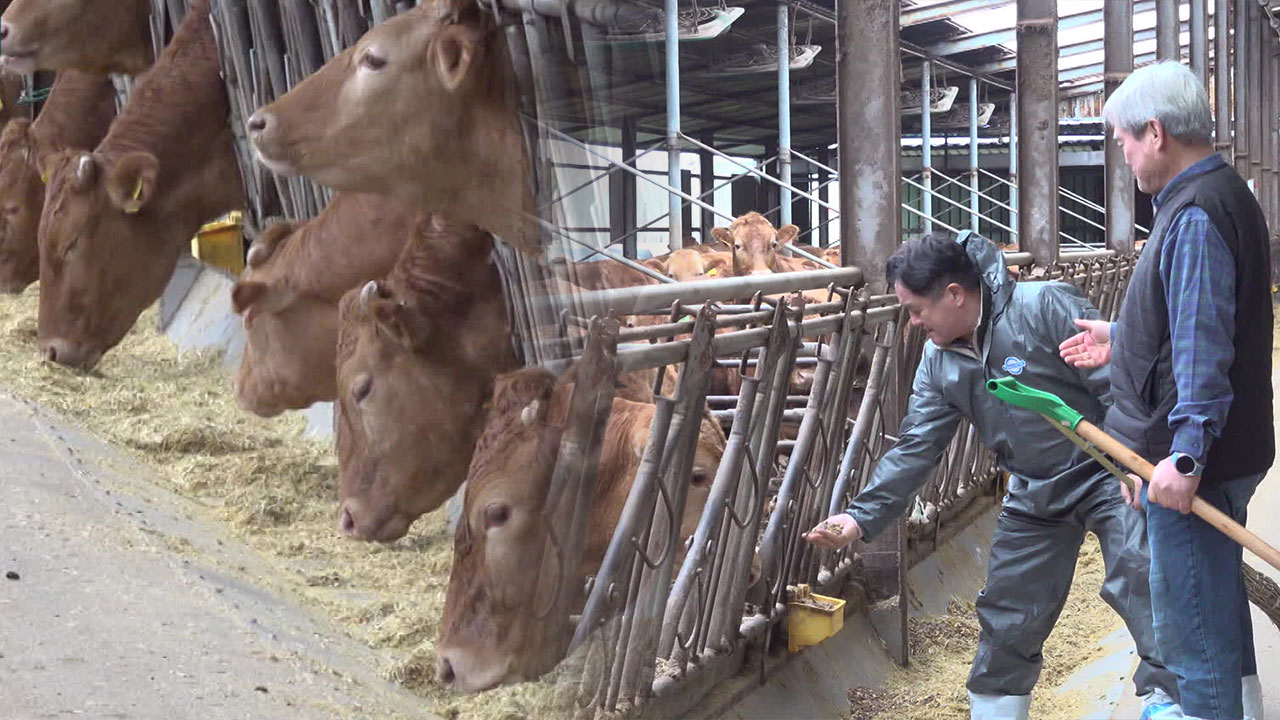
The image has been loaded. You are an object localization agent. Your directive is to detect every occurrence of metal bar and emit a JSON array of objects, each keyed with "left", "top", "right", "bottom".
[
  {"left": 922, "top": 59, "right": 933, "bottom": 234},
  {"left": 666, "top": 0, "right": 682, "bottom": 252},
  {"left": 903, "top": 202, "right": 962, "bottom": 234},
  {"left": 1157, "top": 0, "right": 1180, "bottom": 60},
  {"left": 970, "top": 78, "right": 980, "bottom": 232},
  {"left": 818, "top": 148, "right": 832, "bottom": 248},
  {"left": 924, "top": 0, "right": 1155, "bottom": 56},
  {"left": 1235, "top": 0, "right": 1250, "bottom": 174},
  {"left": 1017, "top": 0, "right": 1060, "bottom": 265},
  {"left": 970, "top": 25, "right": 1184, "bottom": 74},
  {"left": 840, "top": 0, "right": 901, "bottom": 293},
  {"left": 680, "top": 134, "right": 839, "bottom": 213},
  {"left": 901, "top": 0, "right": 1015, "bottom": 27},
  {"left": 1106, "top": 0, "right": 1136, "bottom": 253},
  {"left": 1191, "top": 0, "right": 1209, "bottom": 86},
  {"left": 1214, "top": 0, "right": 1231, "bottom": 160},
  {"left": 1009, "top": 91, "right": 1019, "bottom": 224},
  {"left": 779, "top": 0, "right": 793, "bottom": 227},
  {"left": 540, "top": 266, "right": 865, "bottom": 318},
  {"left": 700, "top": 133, "right": 715, "bottom": 243},
  {"left": 901, "top": 176, "right": 1018, "bottom": 235},
  {"left": 1250, "top": 0, "right": 1263, "bottom": 192}
]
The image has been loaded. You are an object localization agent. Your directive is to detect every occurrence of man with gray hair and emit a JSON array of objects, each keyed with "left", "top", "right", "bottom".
[{"left": 1061, "top": 60, "right": 1272, "bottom": 720}]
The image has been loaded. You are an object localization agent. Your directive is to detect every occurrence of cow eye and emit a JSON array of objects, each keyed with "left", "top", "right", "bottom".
[
  {"left": 734, "top": 242, "right": 742, "bottom": 250},
  {"left": 484, "top": 502, "right": 511, "bottom": 530},
  {"left": 360, "top": 51, "right": 387, "bottom": 71},
  {"left": 352, "top": 373, "right": 372, "bottom": 403},
  {"left": 771, "top": 240, "right": 779, "bottom": 248},
  {"left": 691, "top": 471, "right": 709, "bottom": 487}
]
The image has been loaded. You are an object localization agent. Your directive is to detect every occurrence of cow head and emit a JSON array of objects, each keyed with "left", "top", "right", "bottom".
[
  {"left": 0, "top": 0, "right": 152, "bottom": 74},
  {"left": 664, "top": 248, "right": 731, "bottom": 282},
  {"left": 37, "top": 149, "right": 165, "bottom": 370},
  {"left": 231, "top": 222, "right": 341, "bottom": 417},
  {"left": 247, "top": 1, "right": 534, "bottom": 252},
  {"left": 0, "top": 120, "right": 46, "bottom": 293},
  {"left": 710, "top": 212, "right": 799, "bottom": 276},
  {"left": 436, "top": 368, "right": 724, "bottom": 693}
]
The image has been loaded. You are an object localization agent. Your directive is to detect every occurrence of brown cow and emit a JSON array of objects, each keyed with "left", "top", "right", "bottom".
[
  {"left": 36, "top": 0, "right": 241, "bottom": 370},
  {"left": 436, "top": 367, "right": 724, "bottom": 692},
  {"left": 334, "top": 216, "right": 516, "bottom": 542},
  {"left": 0, "top": 0, "right": 151, "bottom": 74},
  {"left": 649, "top": 248, "right": 732, "bottom": 282},
  {"left": 710, "top": 212, "right": 801, "bottom": 276},
  {"left": 246, "top": 1, "right": 536, "bottom": 253},
  {"left": 548, "top": 257, "right": 664, "bottom": 291},
  {"left": 0, "top": 71, "right": 117, "bottom": 294},
  {"left": 231, "top": 193, "right": 416, "bottom": 417}
]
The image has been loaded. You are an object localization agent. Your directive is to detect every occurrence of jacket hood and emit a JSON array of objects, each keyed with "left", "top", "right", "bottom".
[{"left": 957, "top": 230, "right": 1014, "bottom": 314}]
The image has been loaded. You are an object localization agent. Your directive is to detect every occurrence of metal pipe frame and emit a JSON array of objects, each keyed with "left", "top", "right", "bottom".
[
  {"left": 1236, "top": 0, "right": 1251, "bottom": 174},
  {"left": 665, "top": 0, "right": 682, "bottom": 252},
  {"left": 1191, "top": 0, "right": 1210, "bottom": 87},
  {"left": 1017, "top": 0, "right": 1061, "bottom": 264},
  {"left": 1251, "top": 0, "right": 1264, "bottom": 193},
  {"left": 779, "top": 0, "right": 793, "bottom": 227},
  {"left": 1009, "top": 90, "right": 1019, "bottom": 225},
  {"left": 1215, "top": 0, "right": 1232, "bottom": 159},
  {"left": 839, "top": 0, "right": 901, "bottom": 293},
  {"left": 970, "top": 22, "right": 1191, "bottom": 75},
  {"left": 922, "top": 59, "right": 934, "bottom": 234},
  {"left": 970, "top": 78, "right": 981, "bottom": 232},
  {"left": 924, "top": 0, "right": 1156, "bottom": 56},
  {"left": 1106, "top": 0, "right": 1137, "bottom": 254},
  {"left": 1158, "top": 0, "right": 1180, "bottom": 60}
]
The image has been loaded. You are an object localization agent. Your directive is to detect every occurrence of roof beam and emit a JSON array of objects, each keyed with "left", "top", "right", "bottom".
[
  {"left": 924, "top": 0, "right": 1156, "bottom": 56},
  {"left": 900, "top": 0, "right": 1014, "bottom": 28},
  {"left": 968, "top": 22, "right": 1186, "bottom": 74},
  {"left": 1059, "top": 39, "right": 1213, "bottom": 83}
]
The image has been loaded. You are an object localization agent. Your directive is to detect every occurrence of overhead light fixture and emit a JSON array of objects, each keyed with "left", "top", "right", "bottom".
[
  {"left": 594, "top": 5, "right": 745, "bottom": 45},
  {"left": 704, "top": 43, "right": 822, "bottom": 75},
  {"left": 933, "top": 102, "right": 997, "bottom": 129}
]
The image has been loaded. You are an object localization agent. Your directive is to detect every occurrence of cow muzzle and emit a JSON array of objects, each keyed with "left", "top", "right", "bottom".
[
  {"left": 435, "top": 647, "right": 519, "bottom": 694},
  {"left": 39, "top": 338, "right": 103, "bottom": 371}
]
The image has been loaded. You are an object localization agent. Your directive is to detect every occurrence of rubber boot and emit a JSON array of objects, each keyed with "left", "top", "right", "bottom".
[
  {"left": 1244, "top": 674, "right": 1264, "bottom": 720},
  {"left": 968, "top": 691, "right": 1031, "bottom": 720}
]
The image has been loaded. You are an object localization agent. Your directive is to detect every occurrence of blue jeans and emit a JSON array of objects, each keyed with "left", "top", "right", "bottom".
[{"left": 1142, "top": 472, "right": 1263, "bottom": 720}]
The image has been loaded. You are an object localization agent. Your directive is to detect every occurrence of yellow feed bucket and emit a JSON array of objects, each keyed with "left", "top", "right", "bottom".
[
  {"left": 191, "top": 211, "right": 245, "bottom": 275},
  {"left": 786, "top": 583, "right": 847, "bottom": 653}
]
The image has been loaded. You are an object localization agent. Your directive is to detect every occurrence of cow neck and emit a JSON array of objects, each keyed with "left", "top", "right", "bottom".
[
  {"left": 386, "top": 225, "right": 494, "bottom": 306},
  {"left": 97, "top": 0, "right": 226, "bottom": 210},
  {"left": 31, "top": 72, "right": 117, "bottom": 161}
]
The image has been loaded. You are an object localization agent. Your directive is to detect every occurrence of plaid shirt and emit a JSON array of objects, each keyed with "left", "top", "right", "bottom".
[{"left": 1152, "top": 153, "right": 1238, "bottom": 466}]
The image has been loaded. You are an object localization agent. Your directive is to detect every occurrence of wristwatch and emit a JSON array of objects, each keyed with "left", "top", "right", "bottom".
[{"left": 1171, "top": 452, "right": 1205, "bottom": 477}]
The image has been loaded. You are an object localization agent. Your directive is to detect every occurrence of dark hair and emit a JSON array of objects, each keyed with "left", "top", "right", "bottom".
[{"left": 885, "top": 232, "right": 981, "bottom": 298}]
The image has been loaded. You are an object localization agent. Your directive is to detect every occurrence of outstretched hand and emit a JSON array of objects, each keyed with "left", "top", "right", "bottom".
[
  {"left": 1059, "top": 318, "right": 1112, "bottom": 368},
  {"left": 803, "top": 513, "right": 863, "bottom": 550}
]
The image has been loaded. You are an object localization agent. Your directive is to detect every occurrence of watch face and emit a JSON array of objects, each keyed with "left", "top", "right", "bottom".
[{"left": 1174, "top": 454, "right": 1197, "bottom": 475}]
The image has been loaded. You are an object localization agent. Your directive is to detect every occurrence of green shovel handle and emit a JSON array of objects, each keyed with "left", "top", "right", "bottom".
[{"left": 986, "top": 377, "right": 1084, "bottom": 430}]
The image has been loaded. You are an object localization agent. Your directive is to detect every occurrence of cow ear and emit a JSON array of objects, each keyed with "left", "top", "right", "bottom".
[
  {"left": 642, "top": 257, "right": 667, "bottom": 275},
  {"left": 106, "top": 151, "right": 159, "bottom": 215},
  {"left": 232, "top": 280, "right": 294, "bottom": 322},
  {"left": 777, "top": 224, "right": 799, "bottom": 246},
  {"left": 231, "top": 281, "right": 268, "bottom": 316},
  {"left": 704, "top": 255, "right": 731, "bottom": 277},
  {"left": 710, "top": 227, "right": 733, "bottom": 249},
  {"left": 434, "top": 23, "right": 485, "bottom": 92},
  {"left": 247, "top": 220, "right": 299, "bottom": 267}
]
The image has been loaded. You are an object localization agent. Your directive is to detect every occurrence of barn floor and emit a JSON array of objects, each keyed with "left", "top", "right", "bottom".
[{"left": 0, "top": 391, "right": 440, "bottom": 720}]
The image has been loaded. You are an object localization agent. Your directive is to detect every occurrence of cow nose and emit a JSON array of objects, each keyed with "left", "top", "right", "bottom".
[
  {"left": 436, "top": 655, "right": 456, "bottom": 687},
  {"left": 246, "top": 111, "right": 269, "bottom": 135},
  {"left": 0, "top": 23, "right": 9, "bottom": 41},
  {"left": 339, "top": 506, "right": 357, "bottom": 536}
]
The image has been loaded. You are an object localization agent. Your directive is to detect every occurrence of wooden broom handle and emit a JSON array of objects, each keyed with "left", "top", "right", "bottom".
[{"left": 1075, "top": 420, "right": 1280, "bottom": 573}]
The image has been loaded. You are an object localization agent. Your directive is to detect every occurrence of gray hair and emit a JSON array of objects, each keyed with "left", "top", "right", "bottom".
[{"left": 1101, "top": 60, "right": 1214, "bottom": 146}]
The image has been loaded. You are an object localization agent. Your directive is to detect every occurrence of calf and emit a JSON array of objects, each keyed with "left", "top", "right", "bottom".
[
  {"left": 231, "top": 192, "right": 416, "bottom": 417},
  {"left": 334, "top": 216, "right": 516, "bottom": 543},
  {"left": 436, "top": 367, "right": 725, "bottom": 692},
  {"left": 0, "top": 71, "right": 117, "bottom": 293},
  {"left": 247, "top": 1, "right": 536, "bottom": 253},
  {"left": 650, "top": 248, "right": 732, "bottom": 282},
  {"left": 548, "top": 257, "right": 662, "bottom": 291},
  {"left": 36, "top": 0, "right": 242, "bottom": 370},
  {"left": 0, "top": 0, "right": 152, "bottom": 74},
  {"left": 710, "top": 212, "right": 801, "bottom": 276}
]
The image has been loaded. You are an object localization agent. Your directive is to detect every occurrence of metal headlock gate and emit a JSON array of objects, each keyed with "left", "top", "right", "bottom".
[{"left": 191, "top": 0, "right": 1146, "bottom": 717}]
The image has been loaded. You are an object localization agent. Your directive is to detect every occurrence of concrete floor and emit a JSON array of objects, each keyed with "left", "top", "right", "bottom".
[{"left": 0, "top": 393, "right": 439, "bottom": 720}]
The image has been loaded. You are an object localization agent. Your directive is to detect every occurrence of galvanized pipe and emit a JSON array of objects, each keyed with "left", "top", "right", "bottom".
[
  {"left": 1191, "top": 0, "right": 1209, "bottom": 86},
  {"left": 1158, "top": 0, "right": 1181, "bottom": 60},
  {"left": 1236, "top": 0, "right": 1251, "bottom": 174},
  {"left": 779, "top": 0, "right": 793, "bottom": 226},
  {"left": 922, "top": 59, "right": 934, "bottom": 234},
  {"left": 1105, "top": 0, "right": 1137, "bottom": 253},
  {"left": 1009, "top": 93, "right": 1019, "bottom": 229},
  {"left": 665, "top": 0, "right": 682, "bottom": 252},
  {"left": 970, "top": 78, "right": 980, "bottom": 232},
  {"left": 1250, "top": 0, "right": 1263, "bottom": 190},
  {"left": 1215, "top": 0, "right": 1232, "bottom": 159},
  {"left": 1016, "top": 0, "right": 1060, "bottom": 264},
  {"left": 839, "top": 0, "right": 901, "bottom": 293},
  {"left": 1268, "top": 28, "right": 1278, "bottom": 230}
]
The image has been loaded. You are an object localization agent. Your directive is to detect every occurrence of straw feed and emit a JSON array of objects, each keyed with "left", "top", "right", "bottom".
[
  {"left": 0, "top": 288, "right": 564, "bottom": 719},
  {"left": 853, "top": 534, "right": 1120, "bottom": 720}
]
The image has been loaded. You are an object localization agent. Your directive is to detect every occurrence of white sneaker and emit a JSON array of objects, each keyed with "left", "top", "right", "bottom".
[{"left": 968, "top": 691, "right": 1031, "bottom": 720}]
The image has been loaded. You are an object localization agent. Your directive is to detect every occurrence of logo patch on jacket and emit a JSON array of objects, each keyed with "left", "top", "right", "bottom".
[{"left": 1002, "top": 356, "right": 1027, "bottom": 375}]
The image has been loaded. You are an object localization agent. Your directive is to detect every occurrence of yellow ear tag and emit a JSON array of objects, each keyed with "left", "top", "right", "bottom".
[
  {"left": 123, "top": 177, "right": 143, "bottom": 214},
  {"left": 39, "top": 172, "right": 48, "bottom": 184},
  {"left": 706, "top": 268, "right": 718, "bottom": 277}
]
